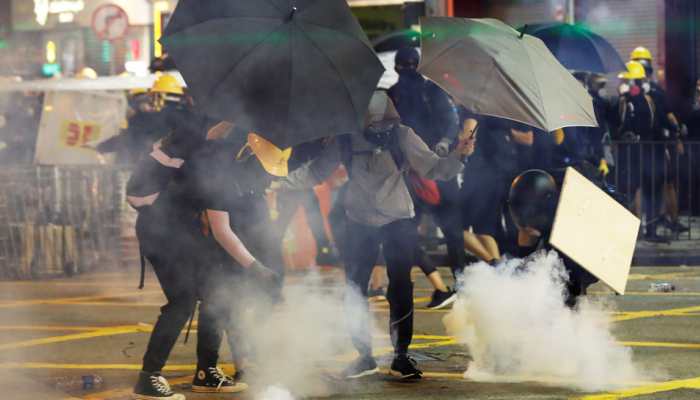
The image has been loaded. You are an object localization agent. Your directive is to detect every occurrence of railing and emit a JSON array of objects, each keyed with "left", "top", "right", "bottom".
[
  {"left": 610, "top": 140, "right": 699, "bottom": 240},
  {"left": 0, "top": 165, "right": 132, "bottom": 279}
]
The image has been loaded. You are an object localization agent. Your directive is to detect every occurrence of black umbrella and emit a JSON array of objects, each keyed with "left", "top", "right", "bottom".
[
  {"left": 523, "top": 22, "right": 626, "bottom": 74},
  {"left": 161, "top": 0, "right": 384, "bottom": 148}
]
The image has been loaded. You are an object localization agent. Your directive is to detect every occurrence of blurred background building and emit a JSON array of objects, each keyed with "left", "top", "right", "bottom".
[{"left": 0, "top": 0, "right": 697, "bottom": 118}]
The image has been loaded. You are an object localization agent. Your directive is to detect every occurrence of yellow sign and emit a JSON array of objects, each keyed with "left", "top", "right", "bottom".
[{"left": 59, "top": 120, "right": 101, "bottom": 148}]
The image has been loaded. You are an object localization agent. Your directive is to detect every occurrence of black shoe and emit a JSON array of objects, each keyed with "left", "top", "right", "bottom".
[
  {"left": 367, "top": 287, "right": 386, "bottom": 301},
  {"left": 426, "top": 288, "right": 456, "bottom": 310},
  {"left": 671, "top": 219, "right": 690, "bottom": 233},
  {"left": 192, "top": 366, "right": 248, "bottom": 393},
  {"left": 132, "top": 371, "right": 185, "bottom": 400},
  {"left": 389, "top": 354, "right": 422, "bottom": 380},
  {"left": 342, "top": 356, "right": 379, "bottom": 379}
]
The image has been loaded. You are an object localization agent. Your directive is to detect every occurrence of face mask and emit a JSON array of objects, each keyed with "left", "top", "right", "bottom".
[
  {"left": 396, "top": 65, "right": 421, "bottom": 80},
  {"left": 364, "top": 121, "right": 397, "bottom": 148},
  {"left": 642, "top": 82, "right": 651, "bottom": 94}
]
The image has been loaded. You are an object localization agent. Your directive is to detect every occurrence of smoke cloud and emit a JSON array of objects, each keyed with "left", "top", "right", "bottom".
[
  {"left": 232, "top": 270, "right": 377, "bottom": 399},
  {"left": 444, "top": 250, "right": 650, "bottom": 391}
]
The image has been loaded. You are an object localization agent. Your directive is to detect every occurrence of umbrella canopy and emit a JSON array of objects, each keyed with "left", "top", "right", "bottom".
[
  {"left": 418, "top": 17, "right": 597, "bottom": 132},
  {"left": 161, "top": 0, "right": 384, "bottom": 148},
  {"left": 523, "top": 22, "right": 626, "bottom": 74}
]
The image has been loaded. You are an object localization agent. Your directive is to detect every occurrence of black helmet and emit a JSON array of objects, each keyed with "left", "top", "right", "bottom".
[
  {"left": 508, "top": 170, "right": 559, "bottom": 232},
  {"left": 395, "top": 47, "right": 420, "bottom": 68}
]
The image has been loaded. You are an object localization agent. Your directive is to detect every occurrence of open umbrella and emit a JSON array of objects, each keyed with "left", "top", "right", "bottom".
[
  {"left": 161, "top": 0, "right": 384, "bottom": 148},
  {"left": 523, "top": 22, "right": 626, "bottom": 74},
  {"left": 418, "top": 17, "right": 597, "bottom": 132}
]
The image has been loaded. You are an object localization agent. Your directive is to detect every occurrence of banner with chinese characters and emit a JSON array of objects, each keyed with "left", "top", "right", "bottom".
[{"left": 35, "top": 90, "right": 126, "bottom": 165}]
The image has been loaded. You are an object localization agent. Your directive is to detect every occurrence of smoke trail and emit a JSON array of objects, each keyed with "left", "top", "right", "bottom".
[{"left": 444, "top": 250, "right": 650, "bottom": 391}]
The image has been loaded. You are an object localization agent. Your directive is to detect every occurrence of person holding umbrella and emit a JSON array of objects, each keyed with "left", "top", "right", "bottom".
[
  {"left": 387, "top": 47, "right": 468, "bottom": 297},
  {"left": 274, "top": 91, "right": 474, "bottom": 380}
]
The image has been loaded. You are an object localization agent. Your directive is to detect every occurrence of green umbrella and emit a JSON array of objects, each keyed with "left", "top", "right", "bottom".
[{"left": 418, "top": 17, "right": 597, "bottom": 132}]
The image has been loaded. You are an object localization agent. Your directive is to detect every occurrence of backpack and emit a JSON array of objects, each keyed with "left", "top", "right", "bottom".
[{"left": 338, "top": 130, "right": 442, "bottom": 206}]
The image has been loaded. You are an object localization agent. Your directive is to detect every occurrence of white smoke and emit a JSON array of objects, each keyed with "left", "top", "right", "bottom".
[
  {"left": 444, "top": 251, "right": 649, "bottom": 391},
  {"left": 236, "top": 270, "right": 376, "bottom": 398}
]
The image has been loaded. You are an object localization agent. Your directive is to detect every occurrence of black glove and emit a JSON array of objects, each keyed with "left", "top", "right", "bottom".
[{"left": 247, "top": 260, "right": 280, "bottom": 283}]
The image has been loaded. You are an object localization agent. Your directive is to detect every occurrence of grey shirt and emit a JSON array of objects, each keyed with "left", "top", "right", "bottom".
[{"left": 282, "top": 125, "right": 464, "bottom": 227}]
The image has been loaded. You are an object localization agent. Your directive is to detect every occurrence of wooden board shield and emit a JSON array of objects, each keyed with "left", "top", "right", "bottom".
[{"left": 550, "top": 167, "right": 640, "bottom": 294}]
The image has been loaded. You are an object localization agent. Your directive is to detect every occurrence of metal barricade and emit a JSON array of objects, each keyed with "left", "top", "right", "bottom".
[
  {"left": 0, "top": 165, "right": 131, "bottom": 279},
  {"left": 610, "top": 140, "right": 698, "bottom": 239}
]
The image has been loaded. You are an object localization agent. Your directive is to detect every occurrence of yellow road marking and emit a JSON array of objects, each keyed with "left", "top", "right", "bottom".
[
  {"left": 0, "top": 325, "right": 150, "bottom": 351},
  {"left": 620, "top": 341, "right": 700, "bottom": 350},
  {"left": 613, "top": 305, "right": 700, "bottom": 322},
  {"left": 0, "top": 325, "right": 104, "bottom": 332},
  {"left": 577, "top": 376, "right": 700, "bottom": 399},
  {"left": 0, "top": 291, "right": 161, "bottom": 309}
]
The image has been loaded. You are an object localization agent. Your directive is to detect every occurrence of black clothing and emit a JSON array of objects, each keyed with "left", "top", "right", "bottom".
[
  {"left": 388, "top": 75, "right": 460, "bottom": 148},
  {"left": 389, "top": 73, "right": 464, "bottom": 274},
  {"left": 344, "top": 218, "right": 417, "bottom": 357}
]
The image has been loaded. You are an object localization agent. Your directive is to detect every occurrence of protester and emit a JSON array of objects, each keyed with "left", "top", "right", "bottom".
[
  {"left": 460, "top": 116, "right": 534, "bottom": 264},
  {"left": 508, "top": 169, "right": 599, "bottom": 307},
  {"left": 616, "top": 61, "right": 665, "bottom": 241},
  {"left": 388, "top": 47, "right": 468, "bottom": 281},
  {"left": 127, "top": 108, "right": 251, "bottom": 398},
  {"left": 271, "top": 139, "right": 339, "bottom": 267},
  {"left": 275, "top": 91, "right": 474, "bottom": 380},
  {"left": 630, "top": 47, "right": 688, "bottom": 233}
]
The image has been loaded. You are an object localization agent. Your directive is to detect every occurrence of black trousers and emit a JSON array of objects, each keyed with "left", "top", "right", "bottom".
[
  {"left": 137, "top": 210, "right": 229, "bottom": 372},
  {"left": 344, "top": 218, "right": 415, "bottom": 357},
  {"left": 416, "top": 178, "right": 466, "bottom": 277}
]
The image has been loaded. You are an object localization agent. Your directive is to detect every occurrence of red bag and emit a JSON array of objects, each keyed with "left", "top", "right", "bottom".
[{"left": 407, "top": 170, "right": 441, "bottom": 205}]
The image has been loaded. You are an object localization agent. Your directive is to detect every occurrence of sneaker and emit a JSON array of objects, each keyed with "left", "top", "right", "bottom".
[
  {"left": 132, "top": 371, "right": 185, "bottom": 400},
  {"left": 192, "top": 366, "right": 248, "bottom": 393},
  {"left": 389, "top": 354, "right": 422, "bottom": 380},
  {"left": 426, "top": 288, "right": 456, "bottom": 310},
  {"left": 342, "top": 356, "right": 379, "bottom": 379},
  {"left": 367, "top": 287, "right": 386, "bottom": 301}
]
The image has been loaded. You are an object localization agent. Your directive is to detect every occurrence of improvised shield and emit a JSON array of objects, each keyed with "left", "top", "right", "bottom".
[{"left": 550, "top": 167, "right": 640, "bottom": 294}]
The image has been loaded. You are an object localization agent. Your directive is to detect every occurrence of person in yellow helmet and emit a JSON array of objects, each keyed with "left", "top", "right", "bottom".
[
  {"left": 616, "top": 61, "right": 667, "bottom": 241},
  {"left": 129, "top": 122, "right": 288, "bottom": 399},
  {"left": 630, "top": 47, "right": 688, "bottom": 233}
]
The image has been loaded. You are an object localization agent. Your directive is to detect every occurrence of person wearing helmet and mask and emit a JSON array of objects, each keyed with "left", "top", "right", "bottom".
[
  {"left": 508, "top": 170, "right": 599, "bottom": 307},
  {"left": 97, "top": 75, "right": 187, "bottom": 164},
  {"left": 616, "top": 61, "right": 666, "bottom": 241},
  {"left": 630, "top": 47, "right": 688, "bottom": 233},
  {"left": 130, "top": 123, "right": 284, "bottom": 399},
  {"left": 274, "top": 91, "right": 474, "bottom": 380}
]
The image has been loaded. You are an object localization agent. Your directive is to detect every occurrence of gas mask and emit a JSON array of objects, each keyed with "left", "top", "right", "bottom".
[
  {"left": 642, "top": 81, "right": 651, "bottom": 94},
  {"left": 364, "top": 119, "right": 398, "bottom": 149}
]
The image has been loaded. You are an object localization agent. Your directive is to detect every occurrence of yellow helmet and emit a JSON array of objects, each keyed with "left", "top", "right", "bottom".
[
  {"left": 76, "top": 67, "right": 98, "bottom": 79},
  {"left": 618, "top": 61, "right": 646, "bottom": 80},
  {"left": 630, "top": 46, "right": 652, "bottom": 61},
  {"left": 244, "top": 133, "right": 292, "bottom": 177},
  {"left": 151, "top": 75, "right": 184, "bottom": 95}
]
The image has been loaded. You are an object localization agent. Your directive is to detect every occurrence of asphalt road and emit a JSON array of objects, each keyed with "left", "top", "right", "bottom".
[{"left": 0, "top": 265, "right": 698, "bottom": 400}]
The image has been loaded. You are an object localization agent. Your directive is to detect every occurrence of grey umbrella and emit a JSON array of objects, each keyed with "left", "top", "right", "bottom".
[
  {"left": 418, "top": 17, "right": 597, "bottom": 132},
  {"left": 161, "top": 0, "right": 384, "bottom": 148}
]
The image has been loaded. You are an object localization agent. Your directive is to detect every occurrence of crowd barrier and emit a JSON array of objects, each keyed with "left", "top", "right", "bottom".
[
  {"left": 0, "top": 165, "right": 131, "bottom": 279},
  {"left": 610, "top": 140, "right": 699, "bottom": 239}
]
